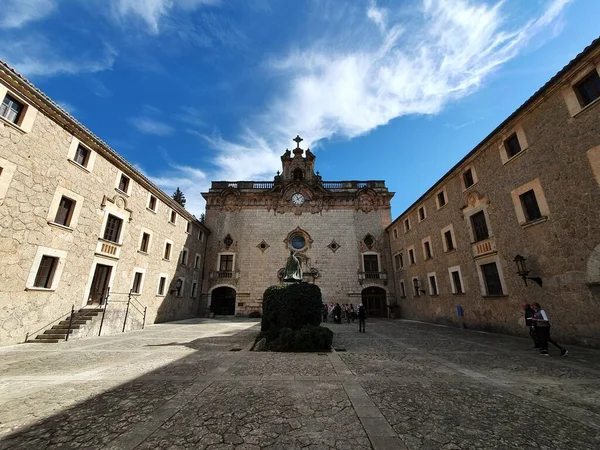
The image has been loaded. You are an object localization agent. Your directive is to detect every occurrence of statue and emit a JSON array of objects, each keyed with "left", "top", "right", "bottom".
[{"left": 283, "top": 250, "right": 303, "bottom": 282}]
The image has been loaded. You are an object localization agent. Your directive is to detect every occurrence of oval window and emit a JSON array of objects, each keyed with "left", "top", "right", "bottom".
[{"left": 291, "top": 235, "right": 306, "bottom": 250}]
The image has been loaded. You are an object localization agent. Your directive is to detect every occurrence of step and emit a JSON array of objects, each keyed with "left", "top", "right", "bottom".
[
  {"left": 43, "top": 328, "right": 73, "bottom": 334},
  {"left": 37, "top": 334, "right": 67, "bottom": 340},
  {"left": 52, "top": 325, "right": 82, "bottom": 331},
  {"left": 57, "top": 320, "right": 89, "bottom": 326},
  {"left": 30, "top": 339, "right": 60, "bottom": 343}
]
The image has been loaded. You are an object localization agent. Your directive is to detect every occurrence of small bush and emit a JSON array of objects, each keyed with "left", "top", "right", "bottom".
[
  {"left": 248, "top": 311, "right": 262, "bottom": 318},
  {"left": 266, "top": 325, "right": 333, "bottom": 352}
]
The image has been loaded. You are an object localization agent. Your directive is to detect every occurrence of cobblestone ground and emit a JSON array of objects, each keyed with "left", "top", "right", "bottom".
[{"left": 1, "top": 318, "right": 599, "bottom": 449}]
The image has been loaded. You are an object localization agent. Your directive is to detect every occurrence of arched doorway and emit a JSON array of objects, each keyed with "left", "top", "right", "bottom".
[
  {"left": 361, "top": 287, "right": 386, "bottom": 317},
  {"left": 211, "top": 287, "right": 236, "bottom": 315}
]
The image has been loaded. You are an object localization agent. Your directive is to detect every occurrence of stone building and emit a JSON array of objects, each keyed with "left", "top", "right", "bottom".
[
  {"left": 201, "top": 136, "right": 394, "bottom": 317},
  {"left": 387, "top": 38, "right": 600, "bottom": 347},
  {"left": 0, "top": 61, "right": 209, "bottom": 346}
]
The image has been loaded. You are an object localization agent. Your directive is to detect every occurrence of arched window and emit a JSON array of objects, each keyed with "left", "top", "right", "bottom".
[{"left": 293, "top": 168, "right": 304, "bottom": 181}]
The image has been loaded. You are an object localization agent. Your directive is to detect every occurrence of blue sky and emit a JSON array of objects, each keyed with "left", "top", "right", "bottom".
[{"left": 1, "top": 0, "right": 599, "bottom": 217}]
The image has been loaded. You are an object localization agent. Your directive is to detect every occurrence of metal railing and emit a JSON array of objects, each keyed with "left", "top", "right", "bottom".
[
  {"left": 24, "top": 304, "right": 75, "bottom": 343},
  {"left": 105, "top": 289, "right": 147, "bottom": 334}
]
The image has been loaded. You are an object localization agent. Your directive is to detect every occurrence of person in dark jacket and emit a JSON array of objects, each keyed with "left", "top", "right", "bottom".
[
  {"left": 334, "top": 303, "right": 342, "bottom": 324},
  {"left": 322, "top": 303, "right": 328, "bottom": 323},
  {"left": 523, "top": 303, "right": 540, "bottom": 348},
  {"left": 531, "top": 303, "right": 568, "bottom": 357},
  {"left": 358, "top": 304, "right": 366, "bottom": 333}
]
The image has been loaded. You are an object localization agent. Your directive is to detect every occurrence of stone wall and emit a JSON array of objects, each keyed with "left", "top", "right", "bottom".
[
  {"left": 0, "top": 76, "right": 208, "bottom": 346},
  {"left": 203, "top": 206, "right": 393, "bottom": 315},
  {"left": 388, "top": 53, "right": 600, "bottom": 347}
]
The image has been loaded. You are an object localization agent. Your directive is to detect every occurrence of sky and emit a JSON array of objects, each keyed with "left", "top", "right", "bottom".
[{"left": 1, "top": 0, "right": 599, "bottom": 218}]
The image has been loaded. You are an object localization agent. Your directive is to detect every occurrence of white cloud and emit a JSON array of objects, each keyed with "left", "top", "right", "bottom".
[
  {"left": 207, "top": 0, "right": 571, "bottom": 181},
  {"left": 143, "top": 163, "right": 210, "bottom": 216},
  {"left": 56, "top": 100, "right": 77, "bottom": 114},
  {"left": 112, "top": 0, "right": 221, "bottom": 34},
  {"left": 130, "top": 117, "right": 175, "bottom": 136},
  {"left": 0, "top": 36, "right": 116, "bottom": 77},
  {"left": 0, "top": 0, "right": 56, "bottom": 29}
]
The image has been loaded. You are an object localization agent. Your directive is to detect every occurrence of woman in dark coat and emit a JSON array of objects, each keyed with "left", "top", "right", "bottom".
[{"left": 334, "top": 303, "right": 342, "bottom": 324}]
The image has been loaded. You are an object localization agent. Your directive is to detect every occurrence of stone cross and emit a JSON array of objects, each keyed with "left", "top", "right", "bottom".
[{"left": 293, "top": 135, "right": 303, "bottom": 148}]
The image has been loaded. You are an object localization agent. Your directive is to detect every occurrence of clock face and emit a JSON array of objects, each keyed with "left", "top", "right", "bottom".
[{"left": 291, "top": 193, "right": 305, "bottom": 205}]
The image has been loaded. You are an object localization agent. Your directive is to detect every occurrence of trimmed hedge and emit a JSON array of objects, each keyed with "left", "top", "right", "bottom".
[
  {"left": 266, "top": 326, "right": 333, "bottom": 352},
  {"left": 261, "top": 283, "right": 322, "bottom": 332}
]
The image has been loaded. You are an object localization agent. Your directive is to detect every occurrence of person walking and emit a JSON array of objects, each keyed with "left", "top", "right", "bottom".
[
  {"left": 349, "top": 304, "right": 355, "bottom": 323},
  {"left": 522, "top": 303, "right": 540, "bottom": 348},
  {"left": 531, "top": 302, "right": 568, "bottom": 357},
  {"left": 334, "top": 303, "right": 342, "bottom": 324},
  {"left": 358, "top": 304, "right": 366, "bottom": 333},
  {"left": 345, "top": 304, "right": 351, "bottom": 324},
  {"left": 322, "top": 303, "right": 328, "bottom": 323}
]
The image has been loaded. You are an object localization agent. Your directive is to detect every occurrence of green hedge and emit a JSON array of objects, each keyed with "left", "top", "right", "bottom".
[
  {"left": 266, "top": 326, "right": 333, "bottom": 352},
  {"left": 261, "top": 283, "right": 322, "bottom": 332}
]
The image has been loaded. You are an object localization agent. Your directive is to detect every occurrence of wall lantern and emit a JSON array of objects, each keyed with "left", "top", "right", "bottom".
[
  {"left": 513, "top": 254, "right": 543, "bottom": 287},
  {"left": 170, "top": 278, "right": 183, "bottom": 294},
  {"left": 413, "top": 278, "right": 427, "bottom": 296}
]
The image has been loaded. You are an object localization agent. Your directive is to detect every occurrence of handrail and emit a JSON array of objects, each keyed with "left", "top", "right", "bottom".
[
  {"left": 107, "top": 289, "right": 148, "bottom": 332},
  {"left": 24, "top": 306, "right": 74, "bottom": 343}
]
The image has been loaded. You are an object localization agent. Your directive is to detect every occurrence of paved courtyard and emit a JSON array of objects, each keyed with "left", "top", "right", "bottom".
[{"left": 0, "top": 318, "right": 599, "bottom": 450}]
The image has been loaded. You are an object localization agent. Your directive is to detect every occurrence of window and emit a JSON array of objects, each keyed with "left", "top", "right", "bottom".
[
  {"left": 219, "top": 254, "right": 234, "bottom": 272},
  {"left": 463, "top": 168, "right": 475, "bottom": 189},
  {"left": 519, "top": 190, "right": 542, "bottom": 222},
  {"left": 140, "top": 232, "right": 150, "bottom": 253},
  {"left": 428, "top": 274, "right": 438, "bottom": 296},
  {"left": 148, "top": 195, "right": 157, "bottom": 212},
  {"left": 290, "top": 235, "right": 305, "bottom": 250},
  {"left": 175, "top": 278, "right": 184, "bottom": 297},
  {"left": 413, "top": 278, "right": 421, "bottom": 297},
  {"left": 450, "top": 270, "right": 464, "bottom": 294},
  {"left": 73, "top": 145, "right": 90, "bottom": 167},
  {"left": 198, "top": 230, "right": 204, "bottom": 241},
  {"left": 444, "top": 230, "right": 454, "bottom": 251},
  {"left": 194, "top": 254, "right": 201, "bottom": 269},
  {"left": 186, "top": 221, "right": 192, "bottom": 233},
  {"left": 470, "top": 211, "right": 489, "bottom": 242},
  {"left": 164, "top": 242, "right": 172, "bottom": 260},
  {"left": 191, "top": 281, "right": 198, "bottom": 298},
  {"left": 504, "top": 133, "right": 522, "bottom": 158},
  {"left": 400, "top": 281, "right": 406, "bottom": 298},
  {"left": 481, "top": 262, "right": 503, "bottom": 296},
  {"left": 394, "top": 253, "right": 403, "bottom": 271},
  {"left": 436, "top": 190, "right": 447, "bottom": 208},
  {"left": 169, "top": 210, "right": 177, "bottom": 224},
  {"left": 363, "top": 254, "right": 379, "bottom": 276},
  {"left": 293, "top": 168, "right": 304, "bottom": 181},
  {"left": 54, "top": 196, "right": 75, "bottom": 227},
  {"left": 393, "top": 228, "right": 398, "bottom": 239},
  {"left": 0, "top": 94, "right": 24, "bottom": 124},
  {"left": 157, "top": 276, "right": 167, "bottom": 296},
  {"left": 418, "top": 206, "right": 426, "bottom": 221},
  {"left": 404, "top": 218, "right": 411, "bottom": 232},
  {"left": 408, "top": 248, "right": 416, "bottom": 265},
  {"left": 180, "top": 249, "right": 189, "bottom": 266},
  {"left": 423, "top": 240, "right": 432, "bottom": 260},
  {"left": 574, "top": 70, "right": 600, "bottom": 107},
  {"left": 118, "top": 174, "right": 130, "bottom": 193},
  {"left": 132, "top": 272, "right": 143, "bottom": 294},
  {"left": 103, "top": 215, "right": 123, "bottom": 243},
  {"left": 33, "top": 256, "right": 58, "bottom": 288},
  {"left": 363, "top": 234, "right": 375, "bottom": 249}
]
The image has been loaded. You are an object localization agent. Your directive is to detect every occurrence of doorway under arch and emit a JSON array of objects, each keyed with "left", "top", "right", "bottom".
[
  {"left": 211, "top": 286, "right": 236, "bottom": 316},
  {"left": 361, "top": 286, "right": 386, "bottom": 318}
]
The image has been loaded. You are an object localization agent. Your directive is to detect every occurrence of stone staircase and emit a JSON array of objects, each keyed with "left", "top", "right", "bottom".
[{"left": 31, "top": 308, "right": 104, "bottom": 343}]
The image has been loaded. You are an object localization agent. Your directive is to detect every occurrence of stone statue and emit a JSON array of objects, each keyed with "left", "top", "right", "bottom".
[{"left": 283, "top": 250, "right": 303, "bottom": 282}]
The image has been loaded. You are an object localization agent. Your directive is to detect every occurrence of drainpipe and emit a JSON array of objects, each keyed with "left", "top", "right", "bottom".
[{"left": 197, "top": 224, "right": 210, "bottom": 317}]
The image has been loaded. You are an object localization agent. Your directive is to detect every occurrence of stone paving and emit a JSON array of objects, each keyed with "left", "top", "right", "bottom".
[{"left": 0, "top": 318, "right": 600, "bottom": 449}]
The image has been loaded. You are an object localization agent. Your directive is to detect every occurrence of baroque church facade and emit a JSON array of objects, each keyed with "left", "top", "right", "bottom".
[{"left": 201, "top": 136, "right": 395, "bottom": 317}]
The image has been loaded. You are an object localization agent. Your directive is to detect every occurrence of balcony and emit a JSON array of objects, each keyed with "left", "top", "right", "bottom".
[
  {"left": 472, "top": 237, "right": 497, "bottom": 259},
  {"left": 208, "top": 270, "right": 239, "bottom": 287},
  {"left": 95, "top": 239, "right": 121, "bottom": 260},
  {"left": 358, "top": 271, "right": 388, "bottom": 285}
]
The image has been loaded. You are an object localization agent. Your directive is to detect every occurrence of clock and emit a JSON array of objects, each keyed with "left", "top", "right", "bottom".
[{"left": 291, "top": 193, "right": 305, "bottom": 206}]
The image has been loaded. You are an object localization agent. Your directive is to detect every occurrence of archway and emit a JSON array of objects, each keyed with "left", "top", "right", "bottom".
[
  {"left": 361, "top": 287, "right": 386, "bottom": 318},
  {"left": 211, "top": 286, "right": 236, "bottom": 316}
]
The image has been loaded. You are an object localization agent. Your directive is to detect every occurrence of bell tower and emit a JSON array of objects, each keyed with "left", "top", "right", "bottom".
[{"left": 280, "top": 135, "right": 316, "bottom": 183}]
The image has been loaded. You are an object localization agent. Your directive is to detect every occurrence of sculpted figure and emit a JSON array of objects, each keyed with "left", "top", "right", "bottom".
[{"left": 283, "top": 250, "right": 303, "bottom": 282}]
